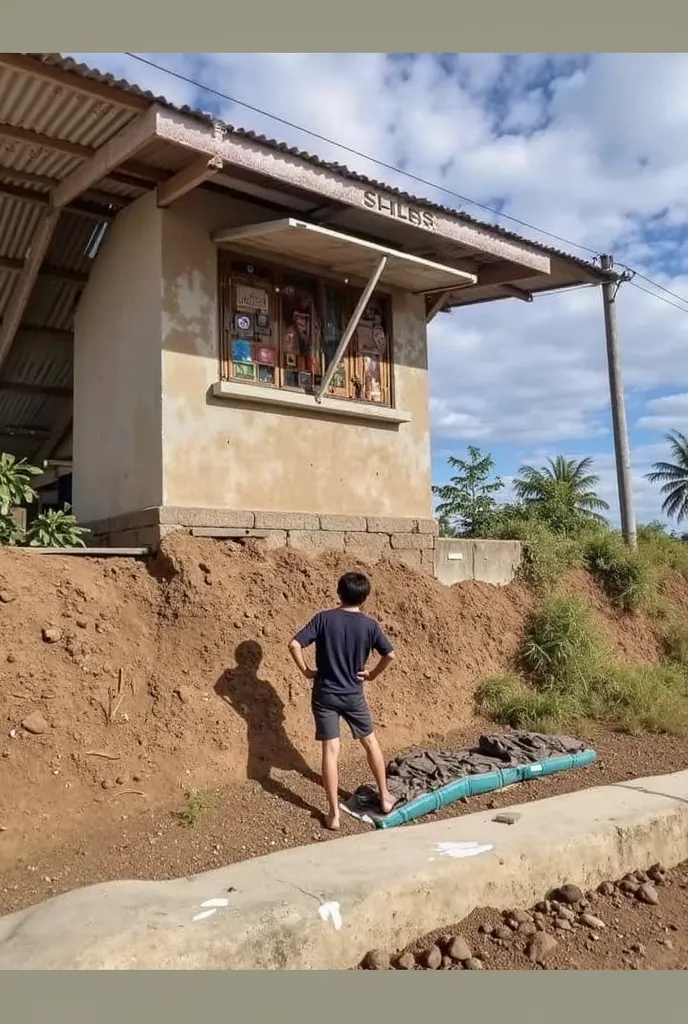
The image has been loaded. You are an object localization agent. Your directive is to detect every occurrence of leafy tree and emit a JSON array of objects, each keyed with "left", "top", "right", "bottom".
[
  {"left": 437, "top": 512, "right": 459, "bottom": 538},
  {"left": 432, "top": 447, "right": 504, "bottom": 538},
  {"left": 513, "top": 455, "right": 609, "bottom": 534},
  {"left": 646, "top": 430, "right": 688, "bottom": 524}
]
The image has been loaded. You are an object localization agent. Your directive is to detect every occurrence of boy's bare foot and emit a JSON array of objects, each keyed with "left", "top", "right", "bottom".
[
  {"left": 324, "top": 811, "right": 340, "bottom": 831},
  {"left": 379, "top": 793, "right": 397, "bottom": 815}
]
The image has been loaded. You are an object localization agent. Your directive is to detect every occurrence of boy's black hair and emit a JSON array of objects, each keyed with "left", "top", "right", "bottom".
[{"left": 337, "top": 571, "right": 372, "bottom": 607}]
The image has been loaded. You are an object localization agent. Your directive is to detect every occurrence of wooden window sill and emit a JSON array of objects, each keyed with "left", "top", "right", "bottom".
[{"left": 211, "top": 381, "right": 411, "bottom": 425}]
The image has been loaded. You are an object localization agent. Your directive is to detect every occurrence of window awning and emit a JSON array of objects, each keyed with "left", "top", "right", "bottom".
[{"left": 211, "top": 218, "right": 477, "bottom": 294}]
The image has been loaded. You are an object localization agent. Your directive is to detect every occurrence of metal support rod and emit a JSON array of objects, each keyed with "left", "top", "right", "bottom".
[
  {"left": 600, "top": 254, "right": 637, "bottom": 549},
  {"left": 314, "top": 255, "right": 388, "bottom": 403}
]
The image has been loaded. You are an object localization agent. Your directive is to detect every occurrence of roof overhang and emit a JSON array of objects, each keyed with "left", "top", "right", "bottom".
[
  {"left": 152, "top": 107, "right": 551, "bottom": 279},
  {"left": 0, "top": 52, "right": 615, "bottom": 462},
  {"left": 212, "top": 218, "right": 478, "bottom": 294}
]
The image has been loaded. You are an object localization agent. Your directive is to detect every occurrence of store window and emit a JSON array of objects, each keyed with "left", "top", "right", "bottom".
[{"left": 218, "top": 253, "right": 393, "bottom": 406}]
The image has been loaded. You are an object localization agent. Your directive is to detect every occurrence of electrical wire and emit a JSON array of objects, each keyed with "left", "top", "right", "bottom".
[
  {"left": 628, "top": 279, "right": 688, "bottom": 314},
  {"left": 622, "top": 268, "right": 688, "bottom": 311},
  {"left": 123, "top": 52, "right": 601, "bottom": 257},
  {"left": 123, "top": 51, "right": 688, "bottom": 317}
]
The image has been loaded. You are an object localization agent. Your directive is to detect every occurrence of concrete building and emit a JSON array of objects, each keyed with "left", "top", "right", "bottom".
[{"left": 0, "top": 54, "right": 614, "bottom": 570}]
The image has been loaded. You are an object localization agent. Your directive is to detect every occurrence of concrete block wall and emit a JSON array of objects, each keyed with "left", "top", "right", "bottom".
[
  {"left": 84, "top": 507, "right": 438, "bottom": 573},
  {"left": 434, "top": 538, "right": 522, "bottom": 587}
]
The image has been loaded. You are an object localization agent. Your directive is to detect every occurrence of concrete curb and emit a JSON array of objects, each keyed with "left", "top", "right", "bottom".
[{"left": 1, "top": 770, "right": 688, "bottom": 969}]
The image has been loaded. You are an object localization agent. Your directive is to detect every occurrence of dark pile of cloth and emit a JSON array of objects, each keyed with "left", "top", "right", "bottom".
[{"left": 341, "top": 731, "right": 586, "bottom": 822}]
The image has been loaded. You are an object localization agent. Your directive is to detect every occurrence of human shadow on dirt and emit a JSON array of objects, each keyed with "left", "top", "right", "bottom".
[{"left": 215, "top": 640, "right": 326, "bottom": 820}]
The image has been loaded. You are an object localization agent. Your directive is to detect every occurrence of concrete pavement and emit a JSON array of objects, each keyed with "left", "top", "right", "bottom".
[{"left": 1, "top": 770, "right": 687, "bottom": 969}]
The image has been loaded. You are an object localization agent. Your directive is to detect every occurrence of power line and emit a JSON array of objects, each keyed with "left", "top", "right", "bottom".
[
  {"left": 621, "top": 267, "right": 688, "bottom": 310},
  {"left": 123, "top": 52, "right": 601, "bottom": 258},
  {"left": 123, "top": 52, "right": 688, "bottom": 317},
  {"left": 629, "top": 279, "right": 688, "bottom": 314}
]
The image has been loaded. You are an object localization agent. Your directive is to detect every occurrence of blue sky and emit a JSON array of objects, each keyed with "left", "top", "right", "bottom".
[{"left": 70, "top": 52, "right": 688, "bottom": 525}]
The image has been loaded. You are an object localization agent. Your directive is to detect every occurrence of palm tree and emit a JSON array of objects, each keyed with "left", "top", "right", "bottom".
[
  {"left": 514, "top": 455, "right": 609, "bottom": 533},
  {"left": 646, "top": 430, "right": 688, "bottom": 524}
]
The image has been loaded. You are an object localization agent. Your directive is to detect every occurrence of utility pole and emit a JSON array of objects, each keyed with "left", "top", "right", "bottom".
[{"left": 600, "top": 254, "right": 637, "bottom": 549}]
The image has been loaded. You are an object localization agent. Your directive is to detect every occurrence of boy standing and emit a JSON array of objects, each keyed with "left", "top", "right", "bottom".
[{"left": 288, "top": 571, "right": 396, "bottom": 831}]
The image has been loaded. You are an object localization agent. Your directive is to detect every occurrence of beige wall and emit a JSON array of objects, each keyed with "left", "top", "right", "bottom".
[
  {"left": 159, "top": 190, "right": 432, "bottom": 518},
  {"left": 73, "top": 193, "right": 164, "bottom": 522}
]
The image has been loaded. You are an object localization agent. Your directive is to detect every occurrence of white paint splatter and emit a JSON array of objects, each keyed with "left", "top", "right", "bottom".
[
  {"left": 318, "top": 901, "right": 343, "bottom": 931},
  {"left": 193, "top": 909, "right": 217, "bottom": 922},
  {"left": 429, "top": 841, "right": 494, "bottom": 862},
  {"left": 192, "top": 896, "right": 231, "bottom": 922}
]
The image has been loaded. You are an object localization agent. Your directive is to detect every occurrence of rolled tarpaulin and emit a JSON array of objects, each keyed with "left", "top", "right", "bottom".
[{"left": 376, "top": 748, "right": 598, "bottom": 830}]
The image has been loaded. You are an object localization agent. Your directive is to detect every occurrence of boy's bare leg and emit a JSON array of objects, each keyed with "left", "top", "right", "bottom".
[
  {"left": 360, "top": 733, "right": 396, "bottom": 814},
  {"left": 321, "top": 738, "right": 341, "bottom": 830}
]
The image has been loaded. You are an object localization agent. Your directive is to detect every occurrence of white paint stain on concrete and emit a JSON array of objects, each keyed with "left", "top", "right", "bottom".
[
  {"left": 192, "top": 896, "right": 230, "bottom": 922},
  {"left": 318, "top": 901, "right": 343, "bottom": 931},
  {"left": 429, "top": 841, "right": 494, "bottom": 862},
  {"left": 192, "top": 909, "right": 217, "bottom": 922}
]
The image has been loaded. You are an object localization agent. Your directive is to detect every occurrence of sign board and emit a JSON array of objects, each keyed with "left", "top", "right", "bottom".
[
  {"left": 362, "top": 190, "right": 435, "bottom": 230},
  {"left": 236, "top": 285, "right": 270, "bottom": 313}
]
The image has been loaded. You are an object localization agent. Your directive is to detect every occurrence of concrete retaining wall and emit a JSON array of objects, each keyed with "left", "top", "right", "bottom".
[
  {"left": 434, "top": 538, "right": 522, "bottom": 586},
  {"left": 1, "top": 771, "right": 687, "bottom": 970},
  {"left": 83, "top": 507, "right": 438, "bottom": 573}
]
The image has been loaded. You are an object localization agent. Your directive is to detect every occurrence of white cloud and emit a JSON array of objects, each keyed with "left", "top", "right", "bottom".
[
  {"left": 68, "top": 52, "right": 688, "bottom": 525},
  {"left": 637, "top": 394, "right": 688, "bottom": 433}
]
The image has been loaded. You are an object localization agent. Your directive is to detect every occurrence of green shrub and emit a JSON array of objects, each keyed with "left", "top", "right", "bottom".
[
  {"left": 637, "top": 523, "right": 688, "bottom": 579},
  {"left": 0, "top": 453, "right": 40, "bottom": 513},
  {"left": 521, "top": 596, "right": 607, "bottom": 693},
  {"left": 591, "top": 665, "right": 688, "bottom": 735},
  {"left": 506, "top": 521, "right": 583, "bottom": 592},
  {"left": 0, "top": 510, "right": 23, "bottom": 546},
  {"left": 583, "top": 531, "right": 653, "bottom": 612},
  {"left": 661, "top": 617, "right": 688, "bottom": 668},
  {"left": 475, "top": 674, "right": 583, "bottom": 732},
  {"left": 25, "top": 505, "right": 89, "bottom": 548},
  {"left": 180, "top": 788, "right": 211, "bottom": 827}
]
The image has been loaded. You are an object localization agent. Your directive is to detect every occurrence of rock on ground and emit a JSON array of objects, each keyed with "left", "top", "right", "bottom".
[{"left": 21, "top": 711, "right": 49, "bottom": 735}]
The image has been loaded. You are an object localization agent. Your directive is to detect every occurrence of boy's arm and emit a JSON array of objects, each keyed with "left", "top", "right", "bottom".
[
  {"left": 358, "top": 624, "right": 395, "bottom": 682},
  {"left": 359, "top": 650, "right": 395, "bottom": 682},
  {"left": 288, "top": 638, "right": 317, "bottom": 680},
  {"left": 287, "top": 616, "right": 319, "bottom": 681}
]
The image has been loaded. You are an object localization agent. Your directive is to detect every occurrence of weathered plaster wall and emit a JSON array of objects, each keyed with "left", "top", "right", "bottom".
[
  {"left": 73, "top": 193, "right": 163, "bottom": 522},
  {"left": 159, "top": 189, "right": 432, "bottom": 518}
]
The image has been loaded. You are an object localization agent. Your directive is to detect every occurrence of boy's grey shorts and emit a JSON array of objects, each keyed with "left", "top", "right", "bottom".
[{"left": 311, "top": 692, "right": 374, "bottom": 741}]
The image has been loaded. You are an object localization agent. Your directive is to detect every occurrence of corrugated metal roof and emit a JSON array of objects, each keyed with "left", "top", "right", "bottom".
[
  {"left": 0, "top": 50, "right": 610, "bottom": 466},
  {"left": 28, "top": 53, "right": 609, "bottom": 279}
]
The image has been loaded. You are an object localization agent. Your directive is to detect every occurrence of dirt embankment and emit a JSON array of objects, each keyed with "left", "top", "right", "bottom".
[{"left": 0, "top": 534, "right": 681, "bottom": 858}]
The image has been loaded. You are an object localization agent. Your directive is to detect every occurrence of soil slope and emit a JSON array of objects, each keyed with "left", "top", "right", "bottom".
[{"left": 0, "top": 534, "right": 680, "bottom": 865}]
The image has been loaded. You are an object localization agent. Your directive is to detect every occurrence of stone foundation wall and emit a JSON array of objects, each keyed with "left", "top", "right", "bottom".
[{"left": 85, "top": 506, "right": 438, "bottom": 573}]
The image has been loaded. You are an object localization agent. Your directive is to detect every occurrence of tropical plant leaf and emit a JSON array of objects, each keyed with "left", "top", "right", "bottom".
[{"left": 25, "top": 505, "right": 89, "bottom": 549}]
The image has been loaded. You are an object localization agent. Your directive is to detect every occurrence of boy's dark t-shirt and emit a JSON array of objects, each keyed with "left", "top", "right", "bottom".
[{"left": 293, "top": 608, "right": 393, "bottom": 701}]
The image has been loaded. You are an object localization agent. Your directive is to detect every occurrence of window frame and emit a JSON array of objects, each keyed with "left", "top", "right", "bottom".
[{"left": 218, "top": 249, "right": 396, "bottom": 410}]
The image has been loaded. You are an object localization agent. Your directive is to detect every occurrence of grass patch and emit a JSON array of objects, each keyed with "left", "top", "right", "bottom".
[
  {"left": 507, "top": 521, "right": 583, "bottom": 592},
  {"left": 582, "top": 531, "right": 654, "bottom": 612},
  {"left": 591, "top": 665, "right": 688, "bottom": 735},
  {"left": 521, "top": 595, "right": 607, "bottom": 692},
  {"left": 475, "top": 595, "right": 688, "bottom": 736},
  {"left": 660, "top": 616, "right": 688, "bottom": 668},
  {"left": 637, "top": 523, "right": 688, "bottom": 579},
  {"left": 179, "top": 788, "right": 211, "bottom": 827},
  {"left": 476, "top": 674, "right": 583, "bottom": 732}
]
